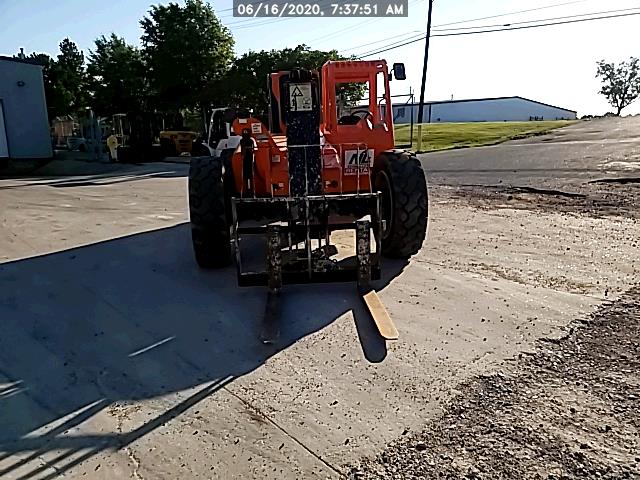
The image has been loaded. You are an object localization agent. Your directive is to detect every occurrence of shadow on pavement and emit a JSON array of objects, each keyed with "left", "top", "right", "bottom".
[
  {"left": 0, "top": 223, "right": 406, "bottom": 479},
  {"left": 0, "top": 165, "right": 187, "bottom": 190}
]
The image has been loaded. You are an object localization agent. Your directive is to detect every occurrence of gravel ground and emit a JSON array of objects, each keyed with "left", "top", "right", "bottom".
[
  {"left": 346, "top": 287, "right": 640, "bottom": 480},
  {"left": 439, "top": 183, "right": 640, "bottom": 221}
]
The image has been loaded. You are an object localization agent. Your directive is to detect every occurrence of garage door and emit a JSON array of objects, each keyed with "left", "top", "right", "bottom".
[{"left": 0, "top": 101, "right": 8, "bottom": 158}]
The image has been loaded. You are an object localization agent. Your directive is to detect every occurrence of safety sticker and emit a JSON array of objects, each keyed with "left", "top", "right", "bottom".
[{"left": 289, "top": 83, "right": 313, "bottom": 112}]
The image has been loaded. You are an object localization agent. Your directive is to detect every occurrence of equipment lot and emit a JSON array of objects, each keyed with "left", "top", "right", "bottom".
[{"left": 1, "top": 117, "right": 639, "bottom": 479}]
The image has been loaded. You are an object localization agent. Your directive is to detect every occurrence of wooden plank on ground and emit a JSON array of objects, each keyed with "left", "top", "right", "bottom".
[{"left": 362, "top": 290, "right": 399, "bottom": 340}]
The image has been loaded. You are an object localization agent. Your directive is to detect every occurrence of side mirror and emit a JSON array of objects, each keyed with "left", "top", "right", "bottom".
[{"left": 392, "top": 63, "right": 406, "bottom": 81}]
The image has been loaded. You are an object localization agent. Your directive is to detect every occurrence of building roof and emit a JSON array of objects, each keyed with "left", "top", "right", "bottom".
[
  {"left": 0, "top": 55, "right": 43, "bottom": 67},
  {"left": 395, "top": 96, "right": 576, "bottom": 114}
]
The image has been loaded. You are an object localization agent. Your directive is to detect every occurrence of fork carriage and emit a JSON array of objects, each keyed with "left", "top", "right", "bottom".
[{"left": 232, "top": 193, "right": 382, "bottom": 288}]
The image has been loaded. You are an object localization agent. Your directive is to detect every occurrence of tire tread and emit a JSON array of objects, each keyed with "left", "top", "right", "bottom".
[
  {"left": 377, "top": 152, "right": 429, "bottom": 258},
  {"left": 188, "top": 156, "right": 232, "bottom": 268}
]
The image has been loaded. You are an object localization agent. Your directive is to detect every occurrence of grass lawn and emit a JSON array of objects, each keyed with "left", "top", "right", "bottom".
[{"left": 394, "top": 120, "right": 576, "bottom": 152}]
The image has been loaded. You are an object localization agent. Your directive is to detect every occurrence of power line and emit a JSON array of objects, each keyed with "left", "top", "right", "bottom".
[
  {"left": 306, "top": 0, "right": 424, "bottom": 45},
  {"left": 309, "top": 0, "right": 593, "bottom": 46},
  {"left": 222, "top": 0, "right": 341, "bottom": 30},
  {"left": 223, "top": 1, "right": 330, "bottom": 27},
  {"left": 432, "top": 0, "right": 592, "bottom": 28},
  {"left": 356, "top": 32, "right": 425, "bottom": 56},
  {"left": 339, "top": 30, "right": 422, "bottom": 53},
  {"left": 219, "top": 0, "right": 334, "bottom": 26},
  {"left": 357, "top": 10, "right": 640, "bottom": 57},
  {"left": 434, "top": 10, "right": 640, "bottom": 36},
  {"left": 216, "top": 0, "right": 593, "bottom": 34},
  {"left": 220, "top": 0, "right": 590, "bottom": 25},
  {"left": 215, "top": 1, "right": 254, "bottom": 14},
  {"left": 227, "top": 16, "right": 294, "bottom": 29},
  {"left": 221, "top": 0, "right": 418, "bottom": 41},
  {"left": 307, "top": 18, "right": 394, "bottom": 45},
  {"left": 432, "top": 6, "right": 640, "bottom": 32}
]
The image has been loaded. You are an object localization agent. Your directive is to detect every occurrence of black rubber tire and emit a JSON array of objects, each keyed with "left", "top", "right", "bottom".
[
  {"left": 374, "top": 151, "right": 428, "bottom": 258},
  {"left": 160, "top": 138, "right": 176, "bottom": 158},
  {"left": 191, "top": 142, "right": 211, "bottom": 157},
  {"left": 117, "top": 146, "right": 131, "bottom": 163},
  {"left": 189, "top": 156, "right": 232, "bottom": 268}
]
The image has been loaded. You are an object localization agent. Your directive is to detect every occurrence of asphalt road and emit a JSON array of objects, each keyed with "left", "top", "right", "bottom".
[
  {"left": 420, "top": 116, "right": 640, "bottom": 190},
  {"left": 0, "top": 117, "right": 638, "bottom": 479}
]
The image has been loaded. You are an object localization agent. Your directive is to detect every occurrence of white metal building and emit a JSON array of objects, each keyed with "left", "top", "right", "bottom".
[
  {"left": 392, "top": 96, "right": 577, "bottom": 124},
  {"left": 0, "top": 55, "right": 52, "bottom": 163}
]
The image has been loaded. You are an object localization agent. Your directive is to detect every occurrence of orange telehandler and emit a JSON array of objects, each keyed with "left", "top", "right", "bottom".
[{"left": 188, "top": 60, "right": 428, "bottom": 342}]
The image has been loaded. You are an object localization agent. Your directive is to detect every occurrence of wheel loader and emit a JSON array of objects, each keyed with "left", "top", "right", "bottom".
[{"left": 188, "top": 60, "right": 428, "bottom": 342}]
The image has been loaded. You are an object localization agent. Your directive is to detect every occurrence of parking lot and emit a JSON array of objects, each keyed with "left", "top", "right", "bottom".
[{"left": 1, "top": 117, "right": 639, "bottom": 479}]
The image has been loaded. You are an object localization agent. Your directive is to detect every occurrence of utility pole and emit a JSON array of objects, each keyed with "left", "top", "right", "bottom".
[
  {"left": 416, "top": 0, "right": 434, "bottom": 152},
  {"left": 409, "top": 86, "right": 415, "bottom": 148}
]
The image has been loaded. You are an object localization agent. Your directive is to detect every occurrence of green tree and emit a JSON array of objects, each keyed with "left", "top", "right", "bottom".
[
  {"left": 25, "top": 53, "right": 60, "bottom": 120},
  {"left": 55, "top": 38, "right": 88, "bottom": 113},
  {"left": 596, "top": 57, "right": 640, "bottom": 116},
  {"left": 140, "top": 0, "right": 234, "bottom": 111},
  {"left": 87, "top": 34, "right": 148, "bottom": 116},
  {"left": 212, "top": 45, "right": 364, "bottom": 116},
  {"left": 22, "top": 45, "right": 85, "bottom": 120}
]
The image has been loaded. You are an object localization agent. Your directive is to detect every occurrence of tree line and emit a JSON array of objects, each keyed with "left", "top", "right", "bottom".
[{"left": 21, "top": 0, "right": 353, "bottom": 124}]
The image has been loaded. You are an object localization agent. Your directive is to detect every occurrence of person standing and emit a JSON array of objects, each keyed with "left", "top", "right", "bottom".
[{"left": 106, "top": 130, "right": 119, "bottom": 162}]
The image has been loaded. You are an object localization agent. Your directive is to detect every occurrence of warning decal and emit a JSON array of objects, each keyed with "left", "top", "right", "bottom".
[{"left": 289, "top": 83, "right": 313, "bottom": 112}]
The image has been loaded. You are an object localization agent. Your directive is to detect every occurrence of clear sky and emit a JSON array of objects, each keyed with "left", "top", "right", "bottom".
[{"left": 1, "top": 0, "right": 639, "bottom": 115}]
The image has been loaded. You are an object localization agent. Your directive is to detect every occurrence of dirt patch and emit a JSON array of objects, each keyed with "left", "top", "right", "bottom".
[
  {"left": 438, "top": 183, "right": 640, "bottom": 220},
  {"left": 345, "top": 288, "right": 640, "bottom": 479},
  {"left": 466, "top": 262, "right": 596, "bottom": 294}
]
